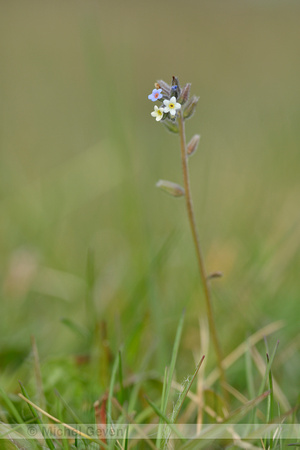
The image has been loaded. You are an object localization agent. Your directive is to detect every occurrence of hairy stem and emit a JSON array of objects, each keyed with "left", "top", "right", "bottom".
[{"left": 178, "top": 111, "right": 226, "bottom": 389}]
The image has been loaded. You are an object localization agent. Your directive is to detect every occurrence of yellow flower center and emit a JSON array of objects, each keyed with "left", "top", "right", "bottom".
[{"left": 169, "top": 103, "right": 175, "bottom": 109}]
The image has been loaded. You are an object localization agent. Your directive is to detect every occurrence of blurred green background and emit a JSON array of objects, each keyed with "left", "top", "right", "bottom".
[{"left": 1, "top": 0, "right": 300, "bottom": 402}]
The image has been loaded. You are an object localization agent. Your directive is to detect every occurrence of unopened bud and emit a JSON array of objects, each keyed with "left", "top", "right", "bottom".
[
  {"left": 156, "top": 79, "right": 171, "bottom": 97},
  {"left": 156, "top": 180, "right": 185, "bottom": 197},
  {"left": 187, "top": 134, "right": 200, "bottom": 156},
  {"left": 183, "top": 96, "right": 199, "bottom": 120},
  {"left": 207, "top": 271, "right": 223, "bottom": 280},
  {"left": 172, "top": 76, "right": 180, "bottom": 89},
  {"left": 178, "top": 83, "right": 191, "bottom": 105},
  {"left": 171, "top": 76, "right": 181, "bottom": 98}
]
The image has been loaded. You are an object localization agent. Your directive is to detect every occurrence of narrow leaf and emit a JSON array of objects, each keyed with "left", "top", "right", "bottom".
[
  {"left": 156, "top": 367, "right": 169, "bottom": 446},
  {"left": 172, "top": 355, "right": 205, "bottom": 423},
  {"left": 145, "top": 396, "right": 185, "bottom": 442},
  {"left": 107, "top": 351, "right": 120, "bottom": 449},
  {"left": 163, "top": 310, "right": 185, "bottom": 415},
  {"left": 162, "top": 120, "right": 179, "bottom": 133},
  {"left": 258, "top": 341, "right": 279, "bottom": 397},
  {"left": 0, "top": 385, "right": 23, "bottom": 424},
  {"left": 19, "top": 383, "right": 56, "bottom": 450}
]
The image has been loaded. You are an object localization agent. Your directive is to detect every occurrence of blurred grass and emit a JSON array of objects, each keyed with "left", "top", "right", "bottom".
[{"left": 0, "top": 0, "right": 300, "bottom": 408}]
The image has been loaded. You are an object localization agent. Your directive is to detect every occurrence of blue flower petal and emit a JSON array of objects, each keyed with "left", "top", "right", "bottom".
[{"left": 148, "top": 88, "right": 163, "bottom": 101}]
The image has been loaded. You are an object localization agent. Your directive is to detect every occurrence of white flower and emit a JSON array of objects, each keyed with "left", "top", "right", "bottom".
[
  {"left": 163, "top": 96, "right": 181, "bottom": 117},
  {"left": 151, "top": 105, "right": 164, "bottom": 121}
]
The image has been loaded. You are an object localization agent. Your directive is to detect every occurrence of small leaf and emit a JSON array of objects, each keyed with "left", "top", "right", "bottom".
[
  {"left": 156, "top": 180, "right": 185, "bottom": 197},
  {"left": 163, "top": 120, "right": 179, "bottom": 133}
]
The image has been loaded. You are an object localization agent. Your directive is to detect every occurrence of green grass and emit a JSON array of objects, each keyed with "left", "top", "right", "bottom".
[{"left": 0, "top": 0, "right": 300, "bottom": 448}]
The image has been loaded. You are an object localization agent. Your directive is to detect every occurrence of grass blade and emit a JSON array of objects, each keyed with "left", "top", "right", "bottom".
[
  {"left": 172, "top": 355, "right": 205, "bottom": 423},
  {"left": 245, "top": 338, "right": 255, "bottom": 400},
  {"left": 18, "top": 391, "right": 106, "bottom": 448},
  {"left": 31, "top": 336, "right": 46, "bottom": 412},
  {"left": 107, "top": 350, "right": 120, "bottom": 449},
  {"left": 265, "top": 353, "right": 274, "bottom": 449},
  {"left": 118, "top": 350, "right": 126, "bottom": 405},
  {"left": 145, "top": 396, "right": 185, "bottom": 442},
  {"left": 19, "top": 383, "right": 56, "bottom": 450},
  {"left": 258, "top": 341, "right": 279, "bottom": 397},
  {"left": 54, "top": 389, "right": 84, "bottom": 424},
  {"left": 206, "top": 320, "right": 284, "bottom": 387},
  {"left": 60, "top": 318, "right": 90, "bottom": 340},
  {"left": 0, "top": 385, "right": 23, "bottom": 424},
  {"left": 162, "top": 310, "right": 185, "bottom": 415},
  {"left": 181, "top": 390, "right": 270, "bottom": 450},
  {"left": 156, "top": 366, "right": 169, "bottom": 446},
  {"left": 112, "top": 397, "right": 157, "bottom": 450}
]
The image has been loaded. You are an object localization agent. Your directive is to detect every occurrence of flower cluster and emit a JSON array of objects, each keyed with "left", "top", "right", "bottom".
[
  {"left": 149, "top": 93, "right": 181, "bottom": 122},
  {"left": 148, "top": 77, "right": 199, "bottom": 129}
]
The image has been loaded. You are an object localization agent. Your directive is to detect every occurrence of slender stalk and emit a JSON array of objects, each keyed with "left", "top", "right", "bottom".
[{"left": 177, "top": 111, "right": 226, "bottom": 390}]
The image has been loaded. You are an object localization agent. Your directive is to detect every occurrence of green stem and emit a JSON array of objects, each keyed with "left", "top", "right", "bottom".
[{"left": 177, "top": 111, "right": 226, "bottom": 390}]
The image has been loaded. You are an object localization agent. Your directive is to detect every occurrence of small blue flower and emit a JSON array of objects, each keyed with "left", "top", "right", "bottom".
[{"left": 148, "top": 88, "right": 163, "bottom": 102}]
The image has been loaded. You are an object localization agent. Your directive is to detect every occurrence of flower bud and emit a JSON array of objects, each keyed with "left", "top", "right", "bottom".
[
  {"left": 156, "top": 180, "right": 185, "bottom": 197},
  {"left": 183, "top": 96, "right": 199, "bottom": 120},
  {"left": 178, "top": 83, "right": 191, "bottom": 104},
  {"left": 172, "top": 76, "right": 180, "bottom": 90},
  {"left": 156, "top": 79, "right": 171, "bottom": 97},
  {"left": 207, "top": 271, "right": 223, "bottom": 280},
  {"left": 187, "top": 134, "right": 200, "bottom": 156},
  {"left": 171, "top": 76, "right": 181, "bottom": 98}
]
